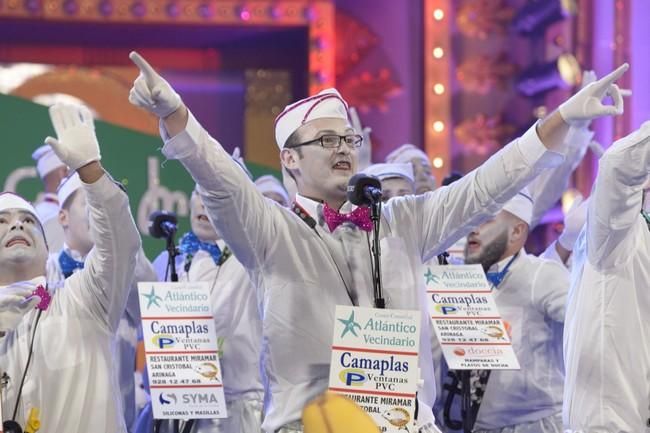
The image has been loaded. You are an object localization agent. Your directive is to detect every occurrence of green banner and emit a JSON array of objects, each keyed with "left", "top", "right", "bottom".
[{"left": 0, "top": 93, "right": 278, "bottom": 259}]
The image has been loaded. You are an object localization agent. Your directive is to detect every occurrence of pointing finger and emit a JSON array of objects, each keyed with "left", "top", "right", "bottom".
[{"left": 129, "top": 51, "right": 159, "bottom": 84}]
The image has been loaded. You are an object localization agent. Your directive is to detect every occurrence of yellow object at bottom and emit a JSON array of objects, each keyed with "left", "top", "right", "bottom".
[{"left": 302, "top": 392, "right": 380, "bottom": 433}]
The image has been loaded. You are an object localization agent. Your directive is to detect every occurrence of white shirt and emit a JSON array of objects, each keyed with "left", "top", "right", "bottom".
[
  {"left": 563, "top": 122, "right": 650, "bottom": 432},
  {"left": 159, "top": 110, "right": 562, "bottom": 432},
  {"left": 473, "top": 252, "right": 569, "bottom": 429},
  {"left": 34, "top": 193, "right": 64, "bottom": 252},
  {"left": 47, "top": 244, "right": 155, "bottom": 433},
  {"left": 0, "top": 174, "right": 140, "bottom": 433},
  {"left": 153, "top": 242, "right": 265, "bottom": 402}
]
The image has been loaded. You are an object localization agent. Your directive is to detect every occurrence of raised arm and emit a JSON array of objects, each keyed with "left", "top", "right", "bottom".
[
  {"left": 128, "top": 51, "right": 279, "bottom": 270},
  {"left": 387, "top": 64, "right": 629, "bottom": 260},
  {"left": 587, "top": 121, "right": 650, "bottom": 270},
  {"left": 528, "top": 126, "right": 593, "bottom": 228},
  {"left": 45, "top": 103, "right": 141, "bottom": 332}
]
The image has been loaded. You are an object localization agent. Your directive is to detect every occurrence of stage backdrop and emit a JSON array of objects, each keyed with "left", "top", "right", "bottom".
[{"left": 0, "top": 93, "right": 279, "bottom": 259}]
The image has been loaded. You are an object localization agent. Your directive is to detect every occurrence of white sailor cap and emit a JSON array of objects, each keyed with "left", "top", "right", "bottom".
[
  {"left": 31, "top": 144, "right": 66, "bottom": 179},
  {"left": 362, "top": 163, "right": 414, "bottom": 183},
  {"left": 274, "top": 88, "right": 350, "bottom": 149}
]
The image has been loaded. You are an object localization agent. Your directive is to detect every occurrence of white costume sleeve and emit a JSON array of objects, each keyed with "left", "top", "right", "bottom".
[
  {"left": 64, "top": 174, "right": 141, "bottom": 332},
  {"left": 159, "top": 111, "right": 281, "bottom": 271},
  {"left": 587, "top": 121, "right": 650, "bottom": 271},
  {"left": 384, "top": 124, "right": 564, "bottom": 262},
  {"left": 531, "top": 259, "right": 570, "bottom": 323},
  {"left": 528, "top": 126, "right": 593, "bottom": 228},
  {"left": 124, "top": 248, "right": 157, "bottom": 323}
]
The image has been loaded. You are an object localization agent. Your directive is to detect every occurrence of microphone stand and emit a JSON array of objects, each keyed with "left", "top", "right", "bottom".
[
  {"left": 370, "top": 200, "right": 385, "bottom": 309},
  {"left": 165, "top": 230, "right": 179, "bottom": 283},
  {"left": 155, "top": 230, "right": 192, "bottom": 433}
]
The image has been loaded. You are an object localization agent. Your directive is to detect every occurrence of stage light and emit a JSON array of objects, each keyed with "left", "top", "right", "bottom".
[
  {"left": 432, "top": 47, "right": 444, "bottom": 59},
  {"left": 433, "top": 83, "right": 445, "bottom": 94},
  {"left": 515, "top": 53, "right": 581, "bottom": 97},
  {"left": 512, "top": 0, "right": 577, "bottom": 35},
  {"left": 433, "top": 157, "right": 444, "bottom": 168},
  {"left": 433, "top": 121, "right": 445, "bottom": 132},
  {"left": 433, "top": 9, "right": 444, "bottom": 20}
]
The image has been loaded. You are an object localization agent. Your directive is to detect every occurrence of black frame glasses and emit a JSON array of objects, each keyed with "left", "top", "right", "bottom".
[{"left": 290, "top": 134, "right": 363, "bottom": 149}]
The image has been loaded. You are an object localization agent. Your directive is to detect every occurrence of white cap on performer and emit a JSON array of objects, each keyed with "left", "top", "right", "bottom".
[
  {"left": 362, "top": 163, "right": 414, "bottom": 183},
  {"left": 31, "top": 144, "right": 66, "bottom": 179},
  {"left": 57, "top": 172, "right": 83, "bottom": 209},
  {"left": 385, "top": 143, "right": 430, "bottom": 165},
  {"left": 255, "top": 175, "right": 289, "bottom": 203},
  {"left": 274, "top": 88, "right": 350, "bottom": 149},
  {"left": 501, "top": 188, "right": 534, "bottom": 226},
  {"left": 0, "top": 192, "right": 41, "bottom": 224}
]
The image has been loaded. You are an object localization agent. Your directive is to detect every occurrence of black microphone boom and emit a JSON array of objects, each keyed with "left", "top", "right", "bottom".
[
  {"left": 347, "top": 174, "right": 382, "bottom": 206},
  {"left": 148, "top": 211, "right": 178, "bottom": 239}
]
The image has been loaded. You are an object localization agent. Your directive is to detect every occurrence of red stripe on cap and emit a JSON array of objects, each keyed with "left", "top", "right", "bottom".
[
  {"left": 274, "top": 91, "right": 349, "bottom": 126},
  {"left": 301, "top": 94, "right": 350, "bottom": 124}
]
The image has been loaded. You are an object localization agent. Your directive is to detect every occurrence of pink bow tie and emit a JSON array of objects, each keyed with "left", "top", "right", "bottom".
[{"left": 322, "top": 203, "right": 373, "bottom": 232}]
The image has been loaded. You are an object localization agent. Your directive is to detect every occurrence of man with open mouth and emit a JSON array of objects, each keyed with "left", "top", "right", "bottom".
[
  {"left": 0, "top": 101, "right": 141, "bottom": 432},
  {"left": 127, "top": 50, "right": 628, "bottom": 433}
]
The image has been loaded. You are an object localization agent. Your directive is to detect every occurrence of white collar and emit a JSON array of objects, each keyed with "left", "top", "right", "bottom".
[
  {"left": 61, "top": 243, "right": 87, "bottom": 262},
  {"left": 487, "top": 249, "right": 523, "bottom": 273},
  {"left": 294, "top": 193, "right": 357, "bottom": 218}
]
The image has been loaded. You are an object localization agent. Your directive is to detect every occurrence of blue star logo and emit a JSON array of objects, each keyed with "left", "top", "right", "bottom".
[
  {"left": 424, "top": 269, "right": 439, "bottom": 285},
  {"left": 338, "top": 311, "right": 362, "bottom": 338},
  {"left": 142, "top": 286, "right": 163, "bottom": 309}
]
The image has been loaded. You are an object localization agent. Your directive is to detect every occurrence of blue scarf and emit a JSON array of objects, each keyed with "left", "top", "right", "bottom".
[
  {"left": 59, "top": 250, "right": 85, "bottom": 278},
  {"left": 485, "top": 253, "right": 518, "bottom": 288},
  {"left": 179, "top": 231, "right": 222, "bottom": 264}
]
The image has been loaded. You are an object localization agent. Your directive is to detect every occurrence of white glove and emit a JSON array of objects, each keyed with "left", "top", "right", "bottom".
[
  {"left": 0, "top": 285, "right": 40, "bottom": 332},
  {"left": 45, "top": 103, "right": 101, "bottom": 171},
  {"left": 129, "top": 51, "right": 182, "bottom": 118},
  {"left": 573, "top": 69, "right": 632, "bottom": 129},
  {"left": 559, "top": 63, "right": 629, "bottom": 125},
  {"left": 558, "top": 195, "right": 589, "bottom": 251}
]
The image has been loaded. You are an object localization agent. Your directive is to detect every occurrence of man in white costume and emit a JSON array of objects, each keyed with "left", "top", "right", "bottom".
[
  {"left": 127, "top": 50, "right": 627, "bottom": 433},
  {"left": 0, "top": 102, "right": 140, "bottom": 432},
  {"left": 363, "top": 162, "right": 415, "bottom": 201},
  {"left": 255, "top": 175, "right": 290, "bottom": 207},
  {"left": 46, "top": 171, "right": 156, "bottom": 433},
  {"left": 385, "top": 144, "right": 437, "bottom": 195},
  {"left": 563, "top": 123, "right": 650, "bottom": 432},
  {"left": 438, "top": 190, "right": 569, "bottom": 433},
  {"left": 31, "top": 144, "right": 67, "bottom": 251},
  {"left": 144, "top": 182, "right": 273, "bottom": 433}
]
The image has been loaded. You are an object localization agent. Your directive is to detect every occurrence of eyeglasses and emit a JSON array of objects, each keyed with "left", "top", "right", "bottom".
[{"left": 290, "top": 134, "right": 363, "bottom": 149}]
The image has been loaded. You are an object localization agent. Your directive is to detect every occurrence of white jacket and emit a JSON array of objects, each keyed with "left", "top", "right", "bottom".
[
  {"left": 0, "top": 174, "right": 140, "bottom": 432},
  {"left": 159, "top": 111, "right": 562, "bottom": 432},
  {"left": 47, "top": 245, "right": 155, "bottom": 433},
  {"left": 563, "top": 122, "right": 650, "bottom": 432},
  {"left": 474, "top": 252, "right": 568, "bottom": 430}
]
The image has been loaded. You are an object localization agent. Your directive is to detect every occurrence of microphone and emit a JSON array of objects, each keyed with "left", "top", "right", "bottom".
[
  {"left": 347, "top": 174, "right": 382, "bottom": 206},
  {"left": 148, "top": 211, "right": 178, "bottom": 239}
]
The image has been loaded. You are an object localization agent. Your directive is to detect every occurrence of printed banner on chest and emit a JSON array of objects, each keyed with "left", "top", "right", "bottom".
[
  {"left": 138, "top": 282, "right": 227, "bottom": 419},
  {"left": 328, "top": 305, "right": 420, "bottom": 432},
  {"left": 425, "top": 264, "right": 520, "bottom": 370}
]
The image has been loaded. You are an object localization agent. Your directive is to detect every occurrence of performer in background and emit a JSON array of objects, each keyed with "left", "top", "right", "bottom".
[
  {"left": 127, "top": 50, "right": 627, "bottom": 433},
  {"left": 143, "top": 182, "right": 273, "bottom": 433},
  {"left": 437, "top": 190, "right": 569, "bottom": 433},
  {"left": 31, "top": 144, "right": 68, "bottom": 251},
  {"left": 0, "top": 102, "right": 140, "bottom": 432},
  {"left": 563, "top": 122, "right": 650, "bottom": 432},
  {"left": 46, "top": 171, "right": 156, "bottom": 433},
  {"left": 363, "top": 162, "right": 415, "bottom": 202}
]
